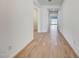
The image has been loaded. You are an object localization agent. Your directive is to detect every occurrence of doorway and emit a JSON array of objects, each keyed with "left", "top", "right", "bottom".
[
  {"left": 33, "top": 8, "right": 38, "bottom": 32},
  {"left": 49, "top": 15, "right": 58, "bottom": 32}
]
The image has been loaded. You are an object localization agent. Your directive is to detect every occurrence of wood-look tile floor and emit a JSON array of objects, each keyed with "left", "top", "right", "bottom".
[{"left": 15, "top": 25, "right": 78, "bottom": 58}]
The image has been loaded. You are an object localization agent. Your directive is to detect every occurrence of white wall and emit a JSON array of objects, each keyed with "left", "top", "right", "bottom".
[
  {"left": 39, "top": 6, "right": 48, "bottom": 32},
  {"left": 0, "top": 0, "right": 33, "bottom": 57},
  {"left": 58, "top": 0, "right": 79, "bottom": 57},
  {"left": 58, "top": 7, "right": 63, "bottom": 32}
]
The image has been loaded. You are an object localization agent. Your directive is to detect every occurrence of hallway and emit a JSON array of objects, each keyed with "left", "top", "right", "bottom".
[
  {"left": 15, "top": 25, "right": 77, "bottom": 58},
  {"left": 0, "top": 0, "right": 79, "bottom": 58}
]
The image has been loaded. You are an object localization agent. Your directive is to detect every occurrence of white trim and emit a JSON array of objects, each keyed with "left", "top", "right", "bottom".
[{"left": 9, "top": 39, "right": 33, "bottom": 58}]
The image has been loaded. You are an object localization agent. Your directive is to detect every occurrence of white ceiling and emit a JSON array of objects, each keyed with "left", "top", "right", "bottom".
[{"left": 37, "top": 0, "right": 64, "bottom": 6}]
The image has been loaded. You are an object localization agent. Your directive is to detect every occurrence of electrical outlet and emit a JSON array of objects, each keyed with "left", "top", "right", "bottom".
[{"left": 8, "top": 46, "right": 12, "bottom": 51}]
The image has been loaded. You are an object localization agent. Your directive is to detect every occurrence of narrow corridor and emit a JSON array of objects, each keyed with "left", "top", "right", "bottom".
[{"left": 15, "top": 25, "right": 77, "bottom": 58}]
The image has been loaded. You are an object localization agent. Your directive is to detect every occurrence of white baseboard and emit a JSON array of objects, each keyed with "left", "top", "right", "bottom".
[{"left": 9, "top": 39, "right": 33, "bottom": 58}]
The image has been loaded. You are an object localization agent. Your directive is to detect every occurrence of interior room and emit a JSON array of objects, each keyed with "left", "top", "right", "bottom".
[{"left": 0, "top": 0, "right": 79, "bottom": 58}]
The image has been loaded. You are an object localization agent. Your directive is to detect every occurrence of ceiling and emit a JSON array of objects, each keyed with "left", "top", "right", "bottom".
[{"left": 37, "top": 0, "right": 64, "bottom": 6}]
